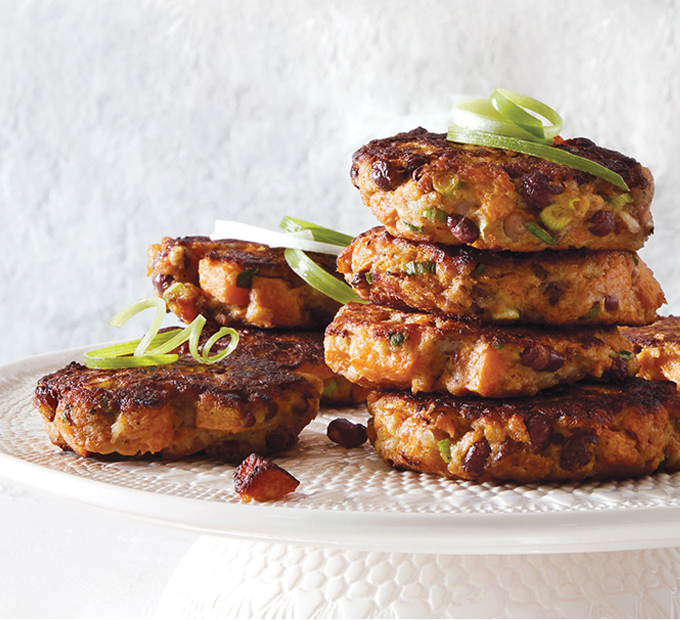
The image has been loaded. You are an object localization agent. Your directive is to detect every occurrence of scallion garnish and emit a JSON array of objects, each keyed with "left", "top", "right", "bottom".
[
  {"left": 211, "top": 217, "right": 362, "bottom": 304},
  {"left": 84, "top": 299, "right": 239, "bottom": 369},
  {"left": 279, "top": 215, "right": 354, "bottom": 247},
  {"left": 284, "top": 248, "right": 366, "bottom": 305},
  {"left": 448, "top": 89, "right": 629, "bottom": 191}
]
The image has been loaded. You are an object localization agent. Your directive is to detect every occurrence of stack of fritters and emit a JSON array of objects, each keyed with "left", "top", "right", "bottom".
[{"left": 325, "top": 127, "right": 680, "bottom": 483}]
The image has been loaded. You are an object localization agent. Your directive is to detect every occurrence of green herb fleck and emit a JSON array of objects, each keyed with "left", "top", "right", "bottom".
[
  {"left": 616, "top": 350, "right": 635, "bottom": 360},
  {"left": 578, "top": 303, "right": 601, "bottom": 320},
  {"left": 236, "top": 267, "right": 258, "bottom": 289},
  {"left": 364, "top": 272, "right": 373, "bottom": 285},
  {"left": 322, "top": 378, "right": 338, "bottom": 395},
  {"left": 491, "top": 337, "right": 504, "bottom": 350},
  {"left": 388, "top": 332, "right": 405, "bottom": 347},
  {"left": 472, "top": 263, "right": 487, "bottom": 276}
]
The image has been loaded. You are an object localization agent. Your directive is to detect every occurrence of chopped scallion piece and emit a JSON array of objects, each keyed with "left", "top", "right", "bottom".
[
  {"left": 284, "top": 248, "right": 366, "bottom": 305},
  {"left": 438, "top": 438, "right": 452, "bottom": 463},
  {"left": 525, "top": 221, "right": 558, "bottom": 245},
  {"left": 609, "top": 192, "right": 633, "bottom": 209},
  {"left": 539, "top": 204, "right": 572, "bottom": 231},
  {"left": 402, "top": 220, "right": 424, "bottom": 233},
  {"left": 403, "top": 261, "right": 436, "bottom": 275},
  {"left": 422, "top": 207, "right": 448, "bottom": 222}
]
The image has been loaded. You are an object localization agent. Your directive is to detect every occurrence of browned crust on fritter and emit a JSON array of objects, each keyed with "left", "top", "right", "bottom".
[
  {"left": 351, "top": 128, "right": 654, "bottom": 252},
  {"left": 621, "top": 317, "right": 680, "bottom": 384},
  {"left": 198, "top": 328, "right": 368, "bottom": 405},
  {"left": 33, "top": 350, "right": 323, "bottom": 462},
  {"left": 367, "top": 379, "right": 680, "bottom": 483},
  {"left": 325, "top": 302, "right": 640, "bottom": 398},
  {"left": 338, "top": 226, "right": 665, "bottom": 325},
  {"left": 147, "top": 236, "right": 340, "bottom": 329}
]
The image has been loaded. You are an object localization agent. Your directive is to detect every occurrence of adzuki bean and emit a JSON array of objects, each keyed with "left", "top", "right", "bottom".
[
  {"left": 588, "top": 210, "right": 615, "bottom": 236},
  {"left": 327, "top": 418, "right": 367, "bottom": 448},
  {"left": 447, "top": 215, "right": 479, "bottom": 243}
]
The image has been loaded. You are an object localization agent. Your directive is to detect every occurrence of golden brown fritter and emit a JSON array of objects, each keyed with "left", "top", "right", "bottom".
[
  {"left": 367, "top": 378, "right": 680, "bottom": 484},
  {"left": 338, "top": 227, "right": 665, "bottom": 326},
  {"left": 147, "top": 236, "right": 341, "bottom": 329},
  {"left": 325, "top": 303, "right": 640, "bottom": 398},
  {"left": 33, "top": 348, "right": 323, "bottom": 463},
  {"left": 622, "top": 316, "right": 680, "bottom": 384},
  {"left": 351, "top": 128, "right": 654, "bottom": 252}
]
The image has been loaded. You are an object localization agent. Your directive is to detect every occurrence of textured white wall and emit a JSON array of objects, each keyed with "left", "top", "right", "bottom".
[{"left": 1, "top": 0, "right": 679, "bottom": 364}]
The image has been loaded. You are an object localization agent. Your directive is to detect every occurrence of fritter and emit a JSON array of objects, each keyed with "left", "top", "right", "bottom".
[
  {"left": 351, "top": 128, "right": 654, "bottom": 252},
  {"left": 621, "top": 316, "right": 680, "bottom": 384},
  {"left": 33, "top": 349, "right": 323, "bottom": 462},
  {"left": 367, "top": 378, "right": 680, "bottom": 484},
  {"left": 338, "top": 227, "right": 665, "bottom": 325},
  {"left": 211, "top": 328, "right": 368, "bottom": 406},
  {"left": 325, "top": 303, "right": 640, "bottom": 398},
  {"left": 147, "top": 236, "right": 341, "bottom": 329}
]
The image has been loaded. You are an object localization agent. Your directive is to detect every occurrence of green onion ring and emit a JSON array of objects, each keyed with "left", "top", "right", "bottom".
[
  {"left": 199, "top": 327, "right": 240, "bottom": 363},
  {"left": 451, "top": 98, "right": 552, "bottom": 144},
  {"left": 84, "top": 299, "right": 240, "bottom": 369},
  {"left": 446, "top": 126, "right": 628, "bottom": 191},
  {"left": 284, "top": 248, "right": 366, "bottom": 305},
  {"left": 489, "top": 88, "right": 563, "bottom": 140},
  {"left": 448, "top": 89, "right": 628, "bottom": 190},
  {"left": 108, "top": 297, "right": 167, "bottom": 357},
  {"left": 279, "top": 216, "right": 354, "bottom": 247}
]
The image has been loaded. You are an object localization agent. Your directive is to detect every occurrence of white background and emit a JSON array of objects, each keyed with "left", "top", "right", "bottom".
[{"left": 1, "top": 0, "right": 679, "bottom": 365}]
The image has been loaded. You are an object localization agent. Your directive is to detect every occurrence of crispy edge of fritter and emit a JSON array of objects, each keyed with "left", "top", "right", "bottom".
[{"left": 622, "top": 316, "right": 680, "bottom": 383}]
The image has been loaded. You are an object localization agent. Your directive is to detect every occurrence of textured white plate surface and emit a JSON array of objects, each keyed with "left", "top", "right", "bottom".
[{"left": 3, "top": 346, "right": 680, "bottom": 556}]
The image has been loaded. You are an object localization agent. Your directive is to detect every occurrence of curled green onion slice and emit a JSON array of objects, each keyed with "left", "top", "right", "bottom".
[
  {"left": 279, "top": 216, "right": 354, "bottom": 247},
  {"left": 108, "top": 297, "right": 166, "bottom": 357},
  {"left": 84, "top": 299, "right": 240, "bottom": 369},
  {"left": 452, "top": 98, "right": 551, "bottom": 143},
  {"left": 284, "top": 248, "right": 366, "bottom": 305},
  {"left": 447, "top": 126, "right": 628, "bottom": 191},
  {"left": 84, "top": 330, "right": 181, "bottom": 369},
  {"left": 489, "top": 88, "right": 563, "bottom": 140},
  {"left": 448, "top": 89, "right": 629, "bottom": 191}
]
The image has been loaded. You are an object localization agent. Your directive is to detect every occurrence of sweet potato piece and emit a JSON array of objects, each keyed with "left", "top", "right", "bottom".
[{"left": 233, "top": 453, "right": 299, "bottom": 502}]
